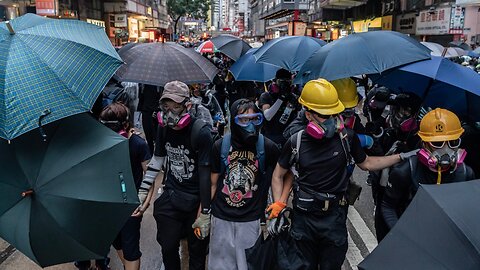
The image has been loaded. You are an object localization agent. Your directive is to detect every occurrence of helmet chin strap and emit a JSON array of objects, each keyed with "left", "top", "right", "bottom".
[{"left": 436, "top": 167, "right": 442, "bottom": 185}]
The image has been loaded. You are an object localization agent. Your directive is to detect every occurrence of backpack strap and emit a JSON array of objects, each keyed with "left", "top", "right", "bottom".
[
  {"left": 220, "top": 133, "right": 232, "bottom": 174},
  {"left": 289, "top": 130, "right": 303, "bottom": 167},
  {"left": 190, "top": 119, "right": 208, "bottom": 152},
  {"left": 340, "top": 129, "right": 354, "bottom": 165},
  {"left": 220, "top": 133, "right": 265, "bottom": 175},
  {"left": 256, "top": 134, "right": 265, "bottom": 174}
]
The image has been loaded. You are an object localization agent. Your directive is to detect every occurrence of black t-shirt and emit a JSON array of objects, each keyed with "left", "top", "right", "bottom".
[
  {"left": 258, "top": 91, "right": 302, "bottom": 146},
  {"left": 154, "top": 120, "right": 212, "bottom": 195},
  {"left": 278, "top": 130, "right": 367, "bottom": 194},
  {"left": 210, "top": 136, "right": 280, "bottom": 222},
  {"left": 129, "top": 134, "right": 152, "bottom": 190}
]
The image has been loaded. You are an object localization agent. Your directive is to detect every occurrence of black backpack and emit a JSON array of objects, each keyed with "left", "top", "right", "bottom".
[{"left": 102, "top": 83, "right": 132, "bottom": 108}]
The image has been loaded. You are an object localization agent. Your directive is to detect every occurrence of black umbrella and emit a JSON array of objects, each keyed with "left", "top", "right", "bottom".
[
  {"left": 0, "top": 113, "right": 139, "bottom": 267},
  {"left": 448, "top": 41, "right": 472, "bottom": 51},
  {"left": 359, "top": 180, "right": 480, "bottom": 270},
  {"left": 210, "top": 34, "right": 251, "bottom": 61},
  {"left": 116, "top": 42, "right": 219, "bottom": 86}
]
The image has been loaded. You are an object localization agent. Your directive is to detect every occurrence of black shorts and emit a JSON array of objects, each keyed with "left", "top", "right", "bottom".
[{"left": 112, "top": 216, "right": 142, "bottom": 261}]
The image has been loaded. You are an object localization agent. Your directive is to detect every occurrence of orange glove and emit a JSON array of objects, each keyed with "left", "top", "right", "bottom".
[{"left": 266, "top": 201, "right": 287, "bottom": 220}]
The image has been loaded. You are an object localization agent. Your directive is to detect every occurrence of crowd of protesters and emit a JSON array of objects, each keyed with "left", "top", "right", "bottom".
[{"left": 77, "top": 49, "right": 478, "bottom": 270}]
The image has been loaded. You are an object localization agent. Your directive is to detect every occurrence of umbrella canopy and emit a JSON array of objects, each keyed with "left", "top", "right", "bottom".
[
  {"left": 0, "top": 113, "right": 139, "bottom": 267},
  {"left": 449, "top": 40, "right": 472, "bottom": 51},
  {"left": 295, "top": 31, "right": 431, "bottom": 84},
  {"left": 420, "top": 42, "right": 445, "bottom": 56},
  {"left": 0, "top": 13, "right": 123, "bottom": 140},
  {"left": 116, "top": 42, "right": 218, "bottom": 86},
  {"left": 445, "top": 47, "right": 467, "bottom": 58},
  {"left": 229, "top": 48, "right": 280, "bottom": 82},
  {"left": 196, "top": 40, "right": 217, "bottom": 53},
  {"left": 359, "top": 180, "right": 480, "bottom": 270},
  {"left": 253, "top": 36, "right": 326, "bottom": 72},
  {"left": 210, "top": 34, "right": 251, "bottom": 61},
  {"left": 467, "top": 50, "right": 480, "bottom": 58},
  {"left": 370, "top": 56, "right": 480, "bottom": 121},
  {"left": 474, "top": 47, "right": 480, "bottom": 54}
]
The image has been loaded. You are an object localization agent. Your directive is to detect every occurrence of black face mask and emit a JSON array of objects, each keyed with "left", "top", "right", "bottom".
[
  {"left": 276, "top": 79, "right": 292, "bottom": 93},
  {"left": 230, "top": 99, "right": 260, "bottom": 149}
]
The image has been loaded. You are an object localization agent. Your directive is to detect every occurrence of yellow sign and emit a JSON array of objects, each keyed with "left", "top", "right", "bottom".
[
  {"left": 382, "top": 15, "right": 393, "bottom": 30},
  {"left": 353, "top": 17, "right": 383, "bottom": 32}
]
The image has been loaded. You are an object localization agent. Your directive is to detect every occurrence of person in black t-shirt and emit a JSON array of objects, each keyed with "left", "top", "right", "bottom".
[
  {"left": 137, "top": 81, "right": 213, "bottom": 270},
  {"left": 208, "top": 99, "right": 280, "bottom": 269},
  {"left": 258, "top": 68, "right": 302, "bottom": 146},
  {"left": 270, "top": 79, "right": 417, "bottom": 270},
  {"left": 381, "top": 108, "right": 475, "bottom": 236}
]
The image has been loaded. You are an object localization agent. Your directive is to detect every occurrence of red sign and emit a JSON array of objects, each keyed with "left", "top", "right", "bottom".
[{"left": 36, "top": 0, "right": 56, "bottom": 16}]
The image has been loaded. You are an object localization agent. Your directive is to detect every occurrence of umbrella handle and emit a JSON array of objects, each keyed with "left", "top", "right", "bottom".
[{"left": 38, "top": 109, "right": 51, "bottom": 142}]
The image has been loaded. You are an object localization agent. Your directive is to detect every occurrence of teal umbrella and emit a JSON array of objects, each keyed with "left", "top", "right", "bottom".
[
  {"left": 0, "top": 113, "right": 139, "bottom": 267},
  {"left": 0, "top": 13, "right": 123, "bottom": 140}
]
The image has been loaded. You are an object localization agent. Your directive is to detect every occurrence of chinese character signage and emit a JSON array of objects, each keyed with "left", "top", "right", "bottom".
[
  {"left": 416, "top": 7, "right": 451, "bottom": 35},
  {"left": 449, "top": 5, "right": 465, "bottom": 34},
  {"left": 115, "top": 14, "right": 127, "bottom": 28},
  {"left": 36, "top": 0, "right": 57, "bottom": 16}
]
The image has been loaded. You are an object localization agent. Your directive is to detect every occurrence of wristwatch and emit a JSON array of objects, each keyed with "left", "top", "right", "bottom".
[{"left": 201, "top": 208, "right": 211, "bottom": 215}]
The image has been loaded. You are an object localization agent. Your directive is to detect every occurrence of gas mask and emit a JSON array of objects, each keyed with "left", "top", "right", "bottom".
[
  {"left": 390, "top": 106, "right": 418, "bottom": 133},
  {"left": 276, "top": 79, "right": 292, "bottom": 93},
  {"left": 417, "top": 139, "right": 467, "bottom": 184},
  {"left": 341, "top": 108, "right": 356, "bottom": 129},
  {"left": 306, "top": 115, "right": 344, "bottom": 140},
  {"left": 157, "top": 109, "right": 191, "bottom": 129}
]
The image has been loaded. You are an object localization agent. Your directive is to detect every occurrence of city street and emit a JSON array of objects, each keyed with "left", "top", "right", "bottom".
[{"left": 0, "top": 168, "right": 376, "bottom": 270}]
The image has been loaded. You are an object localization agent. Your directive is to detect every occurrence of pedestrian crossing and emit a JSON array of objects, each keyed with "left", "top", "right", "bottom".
[{"left": 345, "top": 206, "right": 378, "bottom": 269}]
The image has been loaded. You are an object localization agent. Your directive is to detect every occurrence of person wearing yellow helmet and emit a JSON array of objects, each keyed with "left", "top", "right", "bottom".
[
  {"left": 381, "top": 108, "right": 475, "bottom": 236},
  {"left": 269, "top": 79, "right": 415, "bottom": 270}
]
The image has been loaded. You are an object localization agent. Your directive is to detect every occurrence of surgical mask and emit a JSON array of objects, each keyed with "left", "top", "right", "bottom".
[{"left": 242, "top": 123, "right": 256, "bottom": 133}]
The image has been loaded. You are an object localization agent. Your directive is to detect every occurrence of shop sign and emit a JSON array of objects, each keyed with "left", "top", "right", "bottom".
[
  {"left": 147, "top": 7, "right": 152, "bottom": 16},
  {"left": 381, "top": 15, "right": 393, "bottom": 30},
  {"left": 449, "top": 5, "right": 465, "bottom": 34},
  {"left": 353, "top": 17, "right": 382, "bottom": 32},
  {"left": 395, "top": 12, "right": 416, "bottom": 34},
  {"left": 115, "top": 14, "right": 127, "bottom": 27},
  {"left": 87, "top": 19, "right": 105, "bottom": 28},
  {"left": 128, "top": 18, "right": 138, "bottom": 39},
  {"left": 36, "top": 0, "right": 57, "bottom": 16},
  {"left": 416, "top": 7, "right": 451, "bottom": 35}
]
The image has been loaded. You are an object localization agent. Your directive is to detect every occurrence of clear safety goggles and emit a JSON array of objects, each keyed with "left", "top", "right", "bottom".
[
  {"left": 234, "top": 113, "right": 263, "bottom": 127},
  {"left": 428, "top": 138, "right": 461, "bottom": 149}
]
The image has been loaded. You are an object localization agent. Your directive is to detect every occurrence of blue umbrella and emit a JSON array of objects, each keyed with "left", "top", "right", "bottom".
[
  {"left": 0, "top": 14, "right": 123, "bottom": 140},
  {"left": 229, "top": 48, "right": 280, "bottom": 82},
  {"left": 253, "top": 36, "right": 326, "bottom": 72},
  {"left": 371, "top": 56, "right": 480, "bottom": 121},
  {"left": 467, "top": 50, "right": 480, "bottom": 58},
  {"left": 295, "top": 31, "right": 431, "bottom": 84}
]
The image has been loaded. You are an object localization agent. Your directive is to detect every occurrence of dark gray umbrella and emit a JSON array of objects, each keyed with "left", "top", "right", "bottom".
[
  {"left": 210, "top": 34, "right": 251, "bottom": 61},
  {"left": 449, "top": 41, "right": 472, "bottom": 51},
  {"left": 116, "top": 42, "right": 218, "bottom": 86},
  {"left": 359, "top": 180, "right": 480, "bottom": 270},
  {"left": 0, "top": 113, "right": 139, "bottom": 267}
]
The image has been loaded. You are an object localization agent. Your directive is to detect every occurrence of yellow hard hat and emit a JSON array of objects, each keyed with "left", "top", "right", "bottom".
[
  {"left": 299, "top": 79, "right": 345, "bottom": 115},
  {"left": 331, "top": 78, "right": 358, "bottom": 109},
  {"left": 418, "top": 108, "right": 464, "bottom": 142}
]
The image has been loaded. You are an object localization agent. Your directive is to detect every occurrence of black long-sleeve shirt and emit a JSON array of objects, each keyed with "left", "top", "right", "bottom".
[{"left": 381, "top": 156, "right": 475, "bottom": 229}]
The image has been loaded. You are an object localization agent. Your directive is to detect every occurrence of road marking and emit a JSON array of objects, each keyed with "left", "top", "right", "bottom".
[
  {"left": 348, "top": 207, "right": 378, "bottom": 253},
  {"left": 346, "top": 233, "right": 364, "bottom": 268}
]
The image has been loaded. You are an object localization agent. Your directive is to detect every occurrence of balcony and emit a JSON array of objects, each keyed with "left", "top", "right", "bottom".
[
  {"left": 259, "top": 0, "right": 309, "bottom": 19},
  {"left": 319, "top": 0, "right": 367, "bottom": 9}
]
